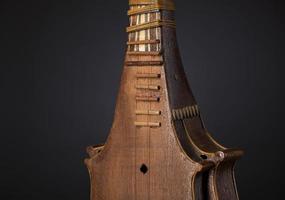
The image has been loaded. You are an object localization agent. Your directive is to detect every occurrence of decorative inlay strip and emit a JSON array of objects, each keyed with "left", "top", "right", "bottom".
[
  {"left": 126, "top": 20, "right": 176, "bottom": 33},
  {"left": 126, "top": 51, "right": 161, "bottom": 56},
  {"left": 134, "top": 121, "right": 161, "bottom": 127},
  {"left": 135, "top": 110, "right": 161, "bottom": 115},
  {"left": 125, "top": 61, "right": 163, "bottom": 66},
  {"left": 136, "top": 85, "right": 160, "bottom": 90},
  {"left": 172, "top": 105, "right": 200, "bottom": 120}
]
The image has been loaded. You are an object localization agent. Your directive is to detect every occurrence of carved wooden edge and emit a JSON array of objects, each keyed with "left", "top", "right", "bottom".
[
  {"left": 84, "top": 145, "right": 105, "bottom": 200},
  {"left": 213, "top": 160, "right": 240, "bottom": 200},
  {"left": 205, "top": 132, "right": 245, "bottom": 162},
  {"left": 86, "top": 144, "right": 104, "bottom": 157},
  {"left": 171, "top": 122, "right": 215, "bottom": 172},
  {"left": 205, "top": 151, "right": 243, "bottom": 200},
  {"left": 232, "top": 162, "right": 241, "bottom": 200},
  {"left": 182, "top": 122, "right": 243, "bottom": 165}
]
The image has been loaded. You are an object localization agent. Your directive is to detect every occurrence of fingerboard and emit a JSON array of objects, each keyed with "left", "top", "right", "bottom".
[{"left": 128, "top": 6, "right": 161, "bottom": 52}]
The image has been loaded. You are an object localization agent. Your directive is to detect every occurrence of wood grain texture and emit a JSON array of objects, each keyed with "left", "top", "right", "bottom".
[
  {"left": 85, "top": 0, "right": 243, "bottom": 199},
  {"left": 85, "top": 62, "right": 210, "bottom": 199}
]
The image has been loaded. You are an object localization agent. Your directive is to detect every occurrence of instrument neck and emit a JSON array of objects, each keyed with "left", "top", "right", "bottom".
[
  {"left": 125, "top": 0, "right": 199, "bottom": 116},
  {"left": 127, "top": 0, "right": 176, "bottom": 52},
  {"left": 128, "top": 0, "right": 175, "bottom": 7}
]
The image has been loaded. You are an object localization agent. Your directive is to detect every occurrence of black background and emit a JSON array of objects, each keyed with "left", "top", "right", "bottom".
[{"left": 1, "top": 0, "right": 285, "bottom": 199}]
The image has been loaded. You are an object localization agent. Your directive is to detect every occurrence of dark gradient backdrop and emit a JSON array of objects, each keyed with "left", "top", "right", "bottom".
[{"left": 1, "top": 0, "right": 284, "bottom": 199}]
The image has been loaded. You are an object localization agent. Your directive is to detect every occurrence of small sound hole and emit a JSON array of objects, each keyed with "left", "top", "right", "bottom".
[
  {"left": 200, "top": 154, "right": 208, "bottom": 160},
  {"left": 140, "top": 164, "right": 148, "bottom": 174}
]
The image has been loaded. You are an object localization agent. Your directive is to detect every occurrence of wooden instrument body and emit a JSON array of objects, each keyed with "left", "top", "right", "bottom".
[
  {"left": 85, "top": 63, "right": 209, "bottom": 199},
  {"left": 85, "top": 0, "right": 243, "bottom": 199}
]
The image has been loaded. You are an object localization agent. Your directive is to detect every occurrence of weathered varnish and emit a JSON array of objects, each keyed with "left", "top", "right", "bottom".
[{"left": 85, "top": 0, "right": 243, "bottom": 199}]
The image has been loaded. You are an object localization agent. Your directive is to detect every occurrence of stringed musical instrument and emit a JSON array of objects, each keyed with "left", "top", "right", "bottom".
[{"left": 85, "top": 0, "right": 243, "bottom": 199}]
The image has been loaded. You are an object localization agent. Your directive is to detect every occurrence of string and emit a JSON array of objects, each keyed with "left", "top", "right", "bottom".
[
  {"left": 134, "top": 7, "right": 139, "bottom": 200},
  {"left": 148, "top": 10, "right": 151, "bottom": 200},
  {"left": 129, "top": 5, "right": 162, "bottom": 199}
]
